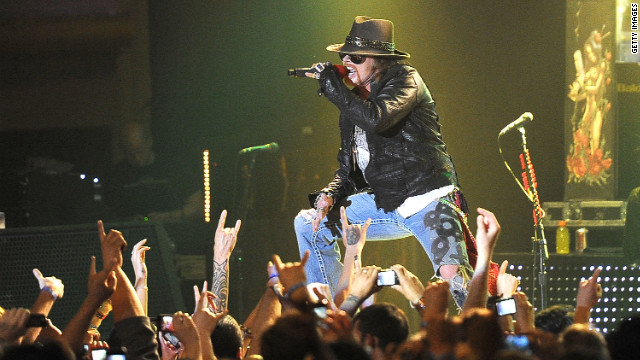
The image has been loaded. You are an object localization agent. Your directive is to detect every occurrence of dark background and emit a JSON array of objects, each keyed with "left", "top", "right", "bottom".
[{"left": 147, "top": 0, "right": 568, "bottom": 251}]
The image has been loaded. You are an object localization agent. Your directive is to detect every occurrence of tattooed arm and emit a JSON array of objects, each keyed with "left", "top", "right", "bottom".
[
  {"left": 334, "top": 206, "right": 371, "bottom": 307},
  {"left": 211, "top": 210, "right": 241, "bottom": 311}
]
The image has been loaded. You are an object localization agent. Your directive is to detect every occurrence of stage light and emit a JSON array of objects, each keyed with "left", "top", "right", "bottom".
[{"left": 203, "top": 150, "right": 211, "bottom": 223}]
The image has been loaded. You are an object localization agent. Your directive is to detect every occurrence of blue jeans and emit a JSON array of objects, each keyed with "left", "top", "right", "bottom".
[{"left": 294, "top": 191, "right": 473, "bottom": 308}]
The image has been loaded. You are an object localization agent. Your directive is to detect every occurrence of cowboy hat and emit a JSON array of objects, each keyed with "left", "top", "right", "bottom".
[{"left": 326, "top": 16, "right": 410, "bottom": 59}]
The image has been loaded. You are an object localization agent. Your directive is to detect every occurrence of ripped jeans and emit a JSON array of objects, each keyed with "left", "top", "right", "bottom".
[{"left": 294, "top": 191, "right": 473, "bottom": 308}]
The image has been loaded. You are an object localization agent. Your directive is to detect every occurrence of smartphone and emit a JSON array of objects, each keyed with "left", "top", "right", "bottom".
[
  {"left": 156, "top": 314, "right": 174, "bottom": 332},
  {"left": 377, "top": 269, "right": 399, "bottom": 286},
  {"left": 91, "top": 348, "right": 107, "bottom": 360},
  {"left": 106, "top": 347, "right": 127, "bottom": 360},
  {"left": 162, "top": 331, "right": 181, "bottom": 349},
  {"left": 313, "top": 306, "right": 328, "bottom": 319},
  {"left": 26, "top": 313, "right": 48, "bottom": 327},
  {"left": 496, "top": 298, "right": 517, "bottom": 316},
  {"left": 504, "top": 334, "right": 531, "bottom": 354}
]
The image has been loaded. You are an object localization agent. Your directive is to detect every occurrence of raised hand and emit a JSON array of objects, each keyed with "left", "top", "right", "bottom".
[
  {"left": 33, "top": 268, "right": 65, "bottom": 300},
  {"left": 338, "top": 265, "right": 381, "bottom": 316},
  {"left": 131, "top": 239, "right": 150, "bottom": 288},
  {"left": 273, "top": 251, "right": 309, "bottom": 304},
  {"left": 496, "top": 260, "right": 519, "bottom": 299},
  {"left": 171, "top": 312, "right": 202, "bottom": 360},
  {"left": 97, "top": 220, "right": 127, "bottom": 268},
  {"left": 390, "top": 264, "right": 425, "bottom": 304},
  {"left": 576, "top": 267, "right": 602, "bottom": 309},
  {"left": 475, "top": 208, "right": 501, "bottom": 256},
  {"left": 212, "top": 210, "right": 241, "bottom": 312},
  {"left": 340, "top": 206, "right": 370, "bottom": 251},
  {"left": 312, "top": 193, "right": 334, "bottom": 232},
  {"left": 421, "top": 280, "right": 450, "bottom": 322},
  {"left": 319, "top": 309, "right": 354, "bottom": 343},
  {"left": 0, "top": 307, "right": 30, "bottom": 344},
  {"left": 513, "top": 292, "right": 535, "bottom": 333},
  {"left": 88, "top": 256, "right": 117, "bottom": 304},
  {"left": 192, "top": 282, "right": 227, "bottom": 336},
  {"left": 213, "top": 210, "right": 241, "bottom": 261},
  {"left": 273, "top": 251, "right": 309, "bottom": 290}
]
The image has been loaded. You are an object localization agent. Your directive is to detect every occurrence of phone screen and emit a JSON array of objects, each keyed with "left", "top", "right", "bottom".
[
  {"left": 163, "top": 331, "right": 181, "bottom": 349},
  {"left": 505, "top": 334, "right": 531, "bottom": 354},
  {"left": 106, "top": 355, "right": 126, "bottom": 360},
  {"left": 496, "top": 298, "right": 517, "bottom": 316},
  {"left": 91, "top": 349, "right": 107, "bottom": 360},
  {"left": 377, "top": 270, "right": 399, "bottom": 286}
]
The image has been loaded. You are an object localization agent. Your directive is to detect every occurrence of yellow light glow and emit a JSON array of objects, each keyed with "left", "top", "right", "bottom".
[{"left": 203, "top": 149, "right": 211, "bottom": 222}]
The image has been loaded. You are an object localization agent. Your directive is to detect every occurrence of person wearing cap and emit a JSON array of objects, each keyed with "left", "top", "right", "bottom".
[{"left": 293, "top": 16, "right": 476, "bottom": 308}]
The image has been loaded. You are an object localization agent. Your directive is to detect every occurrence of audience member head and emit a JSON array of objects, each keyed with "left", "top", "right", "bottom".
[
  {"left": 496, "top": 349, "right": 536, "bottom": 360},
  {"left": 210, "top": 314, "right": 243, "bottom": 360},
  {"left": 352, "top": 303, "right": 409, "bottom": 353},
  {"left": 328, "top": 339, "right": 371, "bottom": 360},
  {"left": 605, "top": 314, "right": 640, "bottom": 360},
  {"left": 1, "top": 341, "right": 72, "bottom": 360},
  {"left": 260, "top": 310, "right": 331, "bottom": 360},
  {"left": 535, "top": 304, "right": 574, "bottom": 336},
  {"left": 524, "top": 329, "right": 563, "bottom": 360},
  {"left": 391, "top": 331, "right": 432, "bottom": 360},
  {"left": 560, "top": 323, "right": 610, "bottom": 360},
  {"left": 455, "top": 308, "right": 503, "bottom": 360}
]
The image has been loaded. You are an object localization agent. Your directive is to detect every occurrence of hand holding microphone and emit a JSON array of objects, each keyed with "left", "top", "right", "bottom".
[{"left": 288, "top": 62, "right": 348, "bottom": 79}]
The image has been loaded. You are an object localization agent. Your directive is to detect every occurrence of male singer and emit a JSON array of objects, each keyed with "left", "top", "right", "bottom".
[{"left": 293, "top": 16, "right": 476, "bottom": 308}]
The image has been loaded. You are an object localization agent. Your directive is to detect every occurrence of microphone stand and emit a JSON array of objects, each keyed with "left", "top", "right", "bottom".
[{"left": 518, "top": 127, "right": 549, "bottom": 310}]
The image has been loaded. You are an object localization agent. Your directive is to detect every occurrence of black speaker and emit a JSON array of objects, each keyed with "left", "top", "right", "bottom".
[
  {"left": 616, "top": 63, "right": 640, "bottom": 199},
  {"left": 0, "top": 221, "right": 184, "bottom": 336}
]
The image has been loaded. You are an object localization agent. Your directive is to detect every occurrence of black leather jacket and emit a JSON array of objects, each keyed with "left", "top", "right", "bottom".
[{"left": 309, "top": 63, "right": 460, "bottom": 212}]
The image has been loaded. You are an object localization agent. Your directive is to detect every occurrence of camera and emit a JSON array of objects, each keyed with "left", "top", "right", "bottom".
[
  {"left": 377, "top": 269, "right": 399, "bottom": 286},
  {"left": 495, "top": 298, "right": 517, "bottom": 316},
  {"left": 25, "top": 313, "right": 48, "bottom": 327}
]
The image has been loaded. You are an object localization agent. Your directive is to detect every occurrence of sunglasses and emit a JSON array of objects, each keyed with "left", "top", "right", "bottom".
[{"left": 339, "top": 53, "right": 366, "bottom": 65}]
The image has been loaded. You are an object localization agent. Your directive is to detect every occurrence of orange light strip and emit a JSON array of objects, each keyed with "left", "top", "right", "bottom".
[{"left": 203, "top": 150, "right": 211, "bottom": 223}]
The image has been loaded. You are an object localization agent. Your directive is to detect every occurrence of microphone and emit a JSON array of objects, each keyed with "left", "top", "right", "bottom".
[
  {"left": 499, "top": 112, "right": 534, "bottom": 136},
  {"left": 238, "top": 142, "right": 279, "bottom": 154},
  {"left": 288, "top": 64, "right": 348, "bottom": 78}
]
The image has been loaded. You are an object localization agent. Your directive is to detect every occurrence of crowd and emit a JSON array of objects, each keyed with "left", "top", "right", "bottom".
[{"left": 0, "top": 206, "right": 638, "bottom": 360}]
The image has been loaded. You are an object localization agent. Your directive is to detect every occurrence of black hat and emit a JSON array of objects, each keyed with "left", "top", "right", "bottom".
[{"left": 326, "top": 16, "right": 410, "bottom": 59}]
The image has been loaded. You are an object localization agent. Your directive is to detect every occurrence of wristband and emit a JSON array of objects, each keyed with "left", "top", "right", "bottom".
[
  {"left": 42, "top": 286, "right": 58, "bottom": 300},
  {"left": 268, "top": 273, "right": 279, "bottom": 280},
  {"left": 285, "top": 282, "right": 307, "bottom": 299}
]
